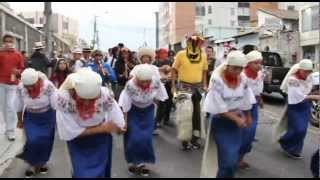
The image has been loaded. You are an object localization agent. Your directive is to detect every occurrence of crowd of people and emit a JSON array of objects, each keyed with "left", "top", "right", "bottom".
[{"left": 0, "top": 32, "right": 319, "bottom": 178}]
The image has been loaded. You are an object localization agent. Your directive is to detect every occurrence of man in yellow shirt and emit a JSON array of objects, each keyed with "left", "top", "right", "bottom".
[{"left": 171, "top": 34, "right": 208, "bottom": 151}]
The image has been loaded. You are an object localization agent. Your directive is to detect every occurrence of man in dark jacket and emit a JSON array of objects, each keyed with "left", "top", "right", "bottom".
[{"left": 28, "top": 42, "right": 50, "bottom": 76}]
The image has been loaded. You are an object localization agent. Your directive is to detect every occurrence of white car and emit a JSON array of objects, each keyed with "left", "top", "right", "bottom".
[{"left": 310, "top": 72, "right": 319, "bottom": 127}]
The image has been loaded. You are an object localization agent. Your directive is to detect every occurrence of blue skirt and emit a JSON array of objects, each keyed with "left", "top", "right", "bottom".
[
  {"left": 279, "top": 101, "right": 311, "bottom": 155},
  {"left": 211, "top": 115, "right": 242, "bottom": 178},
  {"left": 21, "top": 108, "right": 56, "bottom": 167},
  {"left": 240, "top": 103, "right": 259, "bottom": 157},
  {"left": 124, "top": 104, "right": 156, "bottom": 165},
  {"left": 67, "top": 133, "right": 113, "bottom": 178}
]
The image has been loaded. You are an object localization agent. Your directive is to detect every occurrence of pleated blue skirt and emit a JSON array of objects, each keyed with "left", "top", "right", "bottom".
[
  {"left": 124, "top": 104, "right": 156, "bottom": 165},
  {"left": 21, "top": 108, "right": 56, "bottom": 167},
  {"left": 67, "top": 133, "right": 113, "bottom": 178},
  {"left": 211, "top": 115, "right": 242, "bottom": 178},
  {"left": 279, "top": 101, "right": 311, "bottom": 155}
]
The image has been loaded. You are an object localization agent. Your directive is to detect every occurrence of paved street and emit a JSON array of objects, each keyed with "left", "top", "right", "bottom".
[{"left": 0, "top": 93, "right": 318, "bottom": 178}]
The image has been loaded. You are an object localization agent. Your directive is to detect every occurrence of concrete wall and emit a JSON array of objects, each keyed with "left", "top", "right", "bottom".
[
  {"left": 250, "top": 2, "right": 278, "bottom": 23},
  {"left": 234, "top": 33, "right": 259, "bottom": 50}
]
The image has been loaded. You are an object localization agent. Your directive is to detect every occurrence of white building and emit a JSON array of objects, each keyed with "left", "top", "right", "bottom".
[
  {"left": 278, "top": 2, "right": 319, "bottom": 11},
  {"left": 299, "top": 4, "right": 319, "bottom": 64},
  {"left": 195, "top": 2, "right": 252, "bottom": 40}
]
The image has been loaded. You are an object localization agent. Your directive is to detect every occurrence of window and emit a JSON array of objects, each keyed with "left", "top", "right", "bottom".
[
  {"left": 311, "top": 6, "right": 319, "bottom": 30},
  {"left": 208, "top": 6, "right": 212, "bottom": 14},
  {"left": 201, "top": 6, "right": 205, "bottom": 16},
  {"left": 238, "top": 7, "right": 250, "bottom": 16},
  {"left": 287, "top": 5, "right": 295, "bottom": 11},
  {"left": 196, "top": 6, "right": 205, "bottom": 16},
  {"left": 208, "top": 19, "right": 212, "bottom": 25},
  {"left": 302, "top": 6, "right": 319, "bottom": 32},
  {"left": 231, "top": 8, "right": 235, "bottom": 16},
  {"left": 238, "top": 2, "right": 249, "bottom": 8}
]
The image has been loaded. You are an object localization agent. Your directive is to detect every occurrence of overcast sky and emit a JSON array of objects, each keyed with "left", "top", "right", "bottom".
[{"left": 9, "top": 2, "right": 159, "bottom": 51}]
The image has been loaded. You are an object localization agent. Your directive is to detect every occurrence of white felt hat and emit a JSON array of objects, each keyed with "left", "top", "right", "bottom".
[
  {"left": 226, "top": 50, "right": 247, "bottom": 67},
  {"left": 33, "top": 41, "right": 45, "bottom": 50},
  {"left": 298, "top": 59, "right": 313, "bottom": 71},
  {"left": 21, "top": 68, "right": 39, "bottom": 86},
  {"left": 134, "top": 64, "right": 154, "bottom": 81},
  {"left": 73, "top": 69, "right": 102, "bottom": 99},
  {"left": 72, "top": 48, "right": 82, "bottom": 54},
  {"left": 138, "top": 47, "right": 155, "bottom": 62},
  {"left": 246, "top": 50, "right": 263, "bottom": 64}
]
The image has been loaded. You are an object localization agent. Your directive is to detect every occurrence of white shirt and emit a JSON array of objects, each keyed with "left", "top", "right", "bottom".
[
  {"left": 14, "top": 80, "right": 57, "bottom": 112},
  {"left": 55, "top": 87, "right": 125, "bottom": 141},
  {"left": 129, "top": 64, "right": 161, "bottom": 81},
  {"left": 287, "top": 75, "right": 313, "bottom": 105},
  {"left": 242, "top": 71, "right": 264, "bottom": 96},
  {"left": 118, "top": 78, "right": 168, "bottom": 112},
  {"left": 203, "top": 74, "right": 256, "bottom": 115},
  {"left": 74, "top": 60, "right": 86, "bottom": 72}
]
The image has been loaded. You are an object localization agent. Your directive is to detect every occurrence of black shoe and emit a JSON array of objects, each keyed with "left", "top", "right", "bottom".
[
  {"left": 39, "top": 166, "right": 49, "bottom": 175},
  {"left": 191, "top": 142, "right": 201, "bottom": 150},
  {"left": 181, "top": 142, "right": 192, "bottom": 151},
  {"left": 25, "top": 169, "right": 35, "bottom": 178},
  {"left": 138, "top": 166, "right": 150, "bottom": 177},
  {"left": 281, "top": 149, "right": 303, "bottom": 160},
  {"left": 128, "top": 165, "right": 139, "bottom": 175}
]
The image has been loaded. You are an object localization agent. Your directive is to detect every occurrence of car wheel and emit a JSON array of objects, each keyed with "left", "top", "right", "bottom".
[{"left": 310, "top": 100, "right": 320, "bottom": 127}]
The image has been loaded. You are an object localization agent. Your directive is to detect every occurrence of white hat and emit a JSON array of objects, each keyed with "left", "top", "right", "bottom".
[
  {"left": 138, "top": 47, "right": 155, "bottom": 62},
  {"left": 226, "top": 50, "right": 247, "bottom": 67},
  {"left": 134, "top": 64, "right": 154, "bottom": 81},
  {"left": 72, "top": 48, "right": 82, "bottom": 54},
  {"left": 33, "top": 42, "right": 45, "bottom": 50},
  {"left": 73, "top": 69, "right": 102, "bottom": 99},
  {"left": 246, "top": 50, "right": 262, "bottom": 64},
  {"left": 298, "top": 59, "right": 313, "bottom": 71},
  {"left": 21, "top": 68, "right": 39, "bottom": 86}
]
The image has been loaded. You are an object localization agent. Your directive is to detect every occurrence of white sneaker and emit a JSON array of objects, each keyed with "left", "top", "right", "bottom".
[{"left": 6, "top": 131, "right": 16, "bottom": 141}]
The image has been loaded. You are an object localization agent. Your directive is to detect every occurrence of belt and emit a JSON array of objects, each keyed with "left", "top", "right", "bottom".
[
  {"left": 178, "top": 81, "right": 202, "bottom": 93},
  {"left": 26, "top": 105, "right": 50, "bottom": 113}
]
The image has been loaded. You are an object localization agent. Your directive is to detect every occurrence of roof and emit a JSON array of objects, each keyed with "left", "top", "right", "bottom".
[
  {"left": 258, "top": 8, "right": 299, "bottom": 20},
  {"left": 214, "top": 38, "right": 235, "bottom": 44},
  {"left": 232, "top": 29, "right": 260, "bottom": 38}
]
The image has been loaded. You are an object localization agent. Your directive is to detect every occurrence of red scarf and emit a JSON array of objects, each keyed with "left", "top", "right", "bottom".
[
  {"left": 223, "top": 72, "right": 240, "bottom": 88},
  {"left": 295, "top": 70, "right": 307, "bottom": 80},
  {"left": 70, "top": 90, "right": 99, "bottom": 121},
  {"left": 244, "top": 66, "right": 258, "bottom": 79},
  {"left": 134, "top": 79, "right": 152, "bottom": 92},
  {"left": 27, "top": 79, "right": 44, "bottom": 99}
]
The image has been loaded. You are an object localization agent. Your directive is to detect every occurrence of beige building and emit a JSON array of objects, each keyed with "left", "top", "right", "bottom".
[
  {"left": 19, "top": 11, "right": 79, "bottom": 38},
  {"left": 159, "top": 2, "right": 196, "bottom": 49}
]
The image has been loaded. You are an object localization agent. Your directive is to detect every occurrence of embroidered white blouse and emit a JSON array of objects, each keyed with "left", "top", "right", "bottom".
[
  {"left": 287, "top": 75, "right": 313, "bottom": 105},
  {"left": 55, "top": 87, "right": 125, "bottom": 141},
  {"left": 118, "top": 78, "right": 168, "bottom": 113},
  {"left": 242, "top": 71, "right": 264, "bottom": 96},
  {"left": 203, "top": 74, "right": 256, "bottom": 115},
  {"left": 14, "top": 79, "right": 57, "bottom": 112}
]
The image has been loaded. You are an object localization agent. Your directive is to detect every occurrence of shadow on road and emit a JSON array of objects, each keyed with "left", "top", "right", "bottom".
[{"left": 262, "top": 93, "right": 286, "bottom": 106}]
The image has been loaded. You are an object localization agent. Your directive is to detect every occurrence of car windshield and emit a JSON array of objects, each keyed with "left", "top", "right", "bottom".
[{"left": 262, "top": 53, "right": 282, "bottom": 67}]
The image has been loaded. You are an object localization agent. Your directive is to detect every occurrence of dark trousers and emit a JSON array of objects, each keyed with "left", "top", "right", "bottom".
[{"left": 155, "top": 81, "right": 173, "bottom": 126}]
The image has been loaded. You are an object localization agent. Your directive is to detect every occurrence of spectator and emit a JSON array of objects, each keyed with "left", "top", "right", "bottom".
[
  {"left": 206, "top": 46, "right": 216, "bottom": 84},
  {"left": 29, "top": 42, "right": 50, "bottom": 76},
  {"left": 70, "top": 48, "right": 84, "bottom": 72},
  {"left": 50, "top": 58, "right": 72, "bottom": 88},
  {"left": 0, "top": 34, "right": 25, "bottom": 141},
  {"left": 82, "top": 47, "right": 93, "bottom": 64}
]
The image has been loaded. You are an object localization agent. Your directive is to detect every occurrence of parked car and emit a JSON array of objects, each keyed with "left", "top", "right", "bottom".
[
  {"left": 262, "top": 51, "right": 290, "bottom": 98},
  {"left": 310, "top": 71, "right": 319, "bottom": 127}
]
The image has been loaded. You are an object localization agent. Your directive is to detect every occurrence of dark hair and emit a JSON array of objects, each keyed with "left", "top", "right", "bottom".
[
  {"left": 2, "top": 34, "right": 14, "bottom": 42},
  {"left": 21, "top": 50, "right": 26, "bottom": 54},
  {"left": 111, "top": 46, "right": 119, "bottom": 57},
  {"left": 118, "top": 43, "right": 124, "bottom": 48},
  {"left": 54, "top": 59, "right": 71, "bottom": 74},
  {"left": 206, "top": 46, "right": 214, "bottom": 51},
  {"left": 242, "top": 45, "right": 255, "bottom": 55}
]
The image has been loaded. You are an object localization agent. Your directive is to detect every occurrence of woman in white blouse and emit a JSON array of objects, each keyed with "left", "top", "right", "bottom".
[
  {"left": 203, "top": 51, "right": 256, "bottom": 178},
  {"left": 15, "top": 68, "right": 57, "bottom": 178},
  {"left": 238, "top": 50, "right": 264, "bottom": 169},
  {"left": 119, "top": 64, "right": 168, "bottom": 177},
  {"left": 55, "top": 69, "right": 125, "bottom": 178},
  {"left": 278, "top": 59, "right": 320, "bottom": 159}
]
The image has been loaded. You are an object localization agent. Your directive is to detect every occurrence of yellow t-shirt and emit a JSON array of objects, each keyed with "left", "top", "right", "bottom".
[{"left": 173, "top": 50, "right": 208, "bottom": 84}]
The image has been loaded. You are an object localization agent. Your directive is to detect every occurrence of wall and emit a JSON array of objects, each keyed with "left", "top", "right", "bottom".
[
  {"left": 278, "top": 2, "right": 318, "bottom": 11},
  {"left": 250, "top": 2, "right": 278, "bottom": 23},
  {"left": 234, "top": 33, "right": 259, "bottom": 50},
  {"left": 173, "top": 2, "right": 195, "bottom": 44}
]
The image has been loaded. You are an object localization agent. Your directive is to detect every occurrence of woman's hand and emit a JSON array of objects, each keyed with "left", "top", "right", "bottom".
[{"left": 235, "top": 117, "right": 247, "bottom": 128}]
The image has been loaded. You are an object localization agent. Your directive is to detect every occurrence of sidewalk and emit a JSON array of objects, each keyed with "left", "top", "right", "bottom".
[{"left": 0, "top": 112, "right": 25, "bottom": 176}]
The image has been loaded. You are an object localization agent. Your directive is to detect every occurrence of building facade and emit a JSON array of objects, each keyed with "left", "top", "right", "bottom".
[{"left": 250, "top": 2, "right": 279, "bottom": 27}]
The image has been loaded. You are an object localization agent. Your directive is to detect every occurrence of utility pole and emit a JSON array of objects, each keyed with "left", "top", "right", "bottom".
[
  {"left": 92, "top": 15, "right": 97, "bottom": 49},
  {"left": 155, "top": 11, "right": 159, "bottom": 49},
  {"left": 44, "top": 2, "right": 52, "bottom": 57}
]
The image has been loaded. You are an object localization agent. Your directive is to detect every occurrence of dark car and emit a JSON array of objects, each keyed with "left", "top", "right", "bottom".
[{"left": 261, "top": 51, "right": 290, "bottom": 98}]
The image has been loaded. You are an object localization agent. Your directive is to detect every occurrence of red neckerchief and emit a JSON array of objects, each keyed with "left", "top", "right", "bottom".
[
  {"left": 223, "top": 72, "right": 240, "bottom": 88},
  {"left": 27, "top": 79, "right": 44, "bottom": 99},
  {"left": 134, "top": 79, "right": 152, "bottom": 92},
  {"left": 295, "top": 70, "right": 307, "bottom": 80},
  {"left": 70, "top": 90, "right": 100, "bottom": 121},
  {"left": 244, "top": 66, "right": 258, "bottom": 80}
]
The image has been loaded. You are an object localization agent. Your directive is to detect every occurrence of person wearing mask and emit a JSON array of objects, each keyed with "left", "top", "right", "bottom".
[
  {"left": 55, "top": 69, "right": 125, "bottom": 178},
  {"left": 171, "top": 34, "right": 208, "bottom": 151},
  {"left": 15, "top": 68, "right": 57, "bottom": 178},
  {"left": 88, "top": 50, "right": 117, "bottom": 89},
  {"left": 29, "top": 42, "right": 50, "bottom": 76},
  {"left": 202, "top": 51, "right": 256, "bottom": 178},
  {"left": 50, "top": 58, "right": 72, "bottom": 88},
  {"left": 153, "top": 48, "right": 174, "bottom": 132},
  {"left": 0, "top": 34, "right": 25, "bottom": 141},
  {"left": 119, "top": 64, "right": 168, "bottom": 177},
  {"left": 277, "top": 59, "right": 320, "bottom": 159}
]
